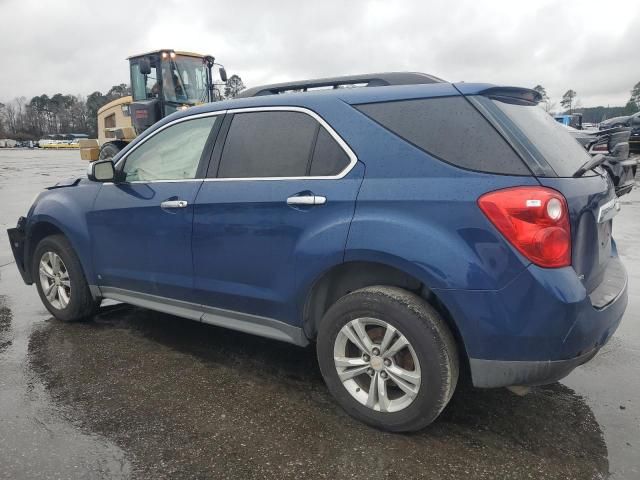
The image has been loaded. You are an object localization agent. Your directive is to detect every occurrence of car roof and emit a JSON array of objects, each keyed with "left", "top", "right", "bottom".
[
  {"left": 164, "top": 81, "right": 500, "bottom": 121},
  {"left": 602, "top": 115, "right": 630, "bottom": 124},
  {"left": 146, "top": 75, "right": 540, "bottom": 138},
  {"left": 235, "top": 72, "right": 446, "bottom": 98}
]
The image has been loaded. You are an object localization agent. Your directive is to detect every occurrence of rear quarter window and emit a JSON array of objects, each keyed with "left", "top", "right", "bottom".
[
  {"left": 309, "top": 128, "right": 350, "bottom": 176},
  {"left": 355, "top": 97, "right": 530, "bottom": 175}
]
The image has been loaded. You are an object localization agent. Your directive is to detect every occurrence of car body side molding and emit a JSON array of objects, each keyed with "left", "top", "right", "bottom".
[{"left": 97, "top": 286, "right": 309, "bottom": 347}]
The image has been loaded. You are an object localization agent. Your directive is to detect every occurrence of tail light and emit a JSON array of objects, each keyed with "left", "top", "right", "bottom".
[
  {"left": 478, "top": 186, "right": 571, "bottom": 268},
  {"left": 590, "top": 141, "right": 609, "bottom": 154}
]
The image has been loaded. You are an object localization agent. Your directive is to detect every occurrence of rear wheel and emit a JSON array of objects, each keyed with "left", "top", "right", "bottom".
[
  {"left": 317, "top": 286, "right": 458, "bottom": 432},
  {"left": 33, "top": 235, "right": 98, "bottom": 322}
]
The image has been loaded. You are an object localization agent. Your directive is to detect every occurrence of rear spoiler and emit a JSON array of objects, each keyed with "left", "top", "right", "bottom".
[{"left": 478, "top": 87, "right": 542, "bottom": 105}]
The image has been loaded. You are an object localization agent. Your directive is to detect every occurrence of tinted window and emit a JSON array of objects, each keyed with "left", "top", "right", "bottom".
[
  {"left": 491, "top": 100, "right": 592, "bottom": 177},
  {"left": 310, "top": 128, "right": 350, "bottom": 176},
  {"left": 122, "top": 116, "right": 216, "bottom": 181},
  {"left": 218, "top": 111, "right": 317, "bottom": 178},
  {"left": 356, "top": 97, "right": 529, "bottom": 175}
]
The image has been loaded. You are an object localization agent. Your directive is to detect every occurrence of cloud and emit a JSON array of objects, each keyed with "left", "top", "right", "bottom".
[{"left": 1, "top": 0, "right": 638, "bottom": 107}]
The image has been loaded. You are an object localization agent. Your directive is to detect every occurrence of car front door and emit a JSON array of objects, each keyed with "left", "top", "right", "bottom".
[
  {"left": 88, "top": 113, "right": 221, "bottom": 301},
  {"left": 192, "top": 108, "right": 364, "bottom": 327}
]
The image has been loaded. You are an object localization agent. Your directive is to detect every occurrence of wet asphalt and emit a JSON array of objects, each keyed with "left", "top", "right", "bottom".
[{"left": 0, "top": 149, "right": 638, "bottom": 479}]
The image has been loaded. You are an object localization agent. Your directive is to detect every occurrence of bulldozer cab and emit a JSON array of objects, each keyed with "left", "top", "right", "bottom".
[
  {"left": 79, "top": 49, "right": 226, "bottom": 162},
  {"left": 128, "top": 50, "right": 223, "bottom": 134}
]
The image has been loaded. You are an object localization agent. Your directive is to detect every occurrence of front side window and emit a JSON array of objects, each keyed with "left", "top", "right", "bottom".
[
  {"left": 217, "top": 111, "right": 318, "bottom": 178},
  {"left": 122, "top": 116, "right": 217, "bottom": 182}
]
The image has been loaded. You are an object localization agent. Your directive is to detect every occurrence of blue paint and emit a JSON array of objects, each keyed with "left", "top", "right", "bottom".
[{"left": 13, "top": 79, "right": 627, "bottom": 377}]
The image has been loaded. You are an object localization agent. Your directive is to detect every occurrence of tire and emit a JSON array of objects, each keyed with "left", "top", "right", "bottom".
[
  {"left": 33, "top": 234, "right": 98, "bottom": 322},
  {"left": 317, "top": 286, "right": 459, "bottom": 432},
  {"left": 99, "top": 142, "right": 122, "bottom": 161}
]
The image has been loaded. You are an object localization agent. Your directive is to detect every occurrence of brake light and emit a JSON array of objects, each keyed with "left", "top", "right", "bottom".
[
  {"left": 590, "top": 142, "right": 609, "bottom": 154},
  {"left": 478, "top": 187, "right": 571, "bottom": 268}
]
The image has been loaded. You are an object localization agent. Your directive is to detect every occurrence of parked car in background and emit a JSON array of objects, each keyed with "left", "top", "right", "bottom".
[
  {"left": 565, "top": 124, "right": 636, "bottom": 196},
  {"left": 600, "top": 115, "right": 632, "bottom": 129},
  {"left": 7, "top": 73, "right": 628, "bottom": 432},
  {"left": 600, "top": 113, "right": 640, "bottom": 154},
  {"left": 0, "top": 139, "right": 18, "bottom": 148},
  {"left": 625, "top": 112, "right": 640, "bottom": 154}
]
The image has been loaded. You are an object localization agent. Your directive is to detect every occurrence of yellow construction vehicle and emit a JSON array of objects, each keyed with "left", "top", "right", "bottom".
[{"left": 80, "top": 49, "right": 226, "bottom": 161}]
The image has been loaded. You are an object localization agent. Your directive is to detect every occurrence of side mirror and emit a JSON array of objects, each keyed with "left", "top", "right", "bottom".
[
  {"left": 139, "top": 58, "right": 152, "bottom": 75},
  {"left": 219, "top": 67, "right": 228, "bottom": 83},
  {"left": 87, "top": 160, "right": 115, "bottom": 182}
]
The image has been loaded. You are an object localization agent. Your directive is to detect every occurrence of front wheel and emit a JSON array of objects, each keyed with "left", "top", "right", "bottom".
[
  {"left": 33, "top": 234, "right": 98, "bottom": 322},
  {"left": 99, "top": 142, "right": 123, "bottom": 161},
  {"left": 317, "top": 286, "right": 459, "bottom": 432}
]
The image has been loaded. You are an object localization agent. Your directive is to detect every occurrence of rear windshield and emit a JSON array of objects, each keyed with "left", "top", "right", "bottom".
[
  {"left": 355, "top": 97, "right": 530, "bottom": 175},
  {"left": 491, "top": 99, "right": 592, "bottom": 177}
]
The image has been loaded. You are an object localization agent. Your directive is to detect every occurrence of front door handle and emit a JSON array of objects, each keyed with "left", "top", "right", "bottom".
[
  {"left": 160, "top": 200, "right": 188, "bottom": 209},
  {"left": 286, "top": 195, "right": 327, "bottom": 206}
]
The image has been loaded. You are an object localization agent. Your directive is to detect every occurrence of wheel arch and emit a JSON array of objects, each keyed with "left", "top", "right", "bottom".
[
  {"left": 26, "top": 217, "right": 95, "bottom": 289},
  {"left": 302, "top": 260, "right": 471, "bottom": 372}
]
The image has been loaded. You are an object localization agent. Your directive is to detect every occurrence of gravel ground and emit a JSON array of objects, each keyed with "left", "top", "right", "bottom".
[{"left": 0, "top": 149, "right": 638, "bottom": 479}]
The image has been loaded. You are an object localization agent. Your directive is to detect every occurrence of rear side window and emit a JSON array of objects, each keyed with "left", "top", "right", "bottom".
[
  {"left": 218, "top": 111, "right": 317, "bottom": 178},
  {"left": 310, "top": 128, "right": 350, "bottom": 176},
  {"left": 355, "top": 97, "right": 530, "bottom": 175}
]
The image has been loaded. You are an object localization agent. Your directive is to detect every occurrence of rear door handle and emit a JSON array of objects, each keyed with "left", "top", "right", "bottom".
[
  {"left": 160, "top": 200, "right": 188, "bottom": 209},
  {"left": 286, "top": 195, "right": 327, "bottom": 206}
]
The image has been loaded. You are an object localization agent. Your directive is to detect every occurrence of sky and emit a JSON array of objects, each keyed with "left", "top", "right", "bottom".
[{"left": 1, "top": 0, "right": 638, "bottom": 108}]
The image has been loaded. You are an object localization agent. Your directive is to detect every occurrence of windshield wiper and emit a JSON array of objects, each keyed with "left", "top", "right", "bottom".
[{"left": 573, "top": 154, "right": 606, "bottom": 178}]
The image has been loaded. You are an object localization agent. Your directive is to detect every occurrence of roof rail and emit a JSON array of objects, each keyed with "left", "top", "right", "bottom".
[{"left": 236, "top": 72, "right": 445, "bottom": 98}]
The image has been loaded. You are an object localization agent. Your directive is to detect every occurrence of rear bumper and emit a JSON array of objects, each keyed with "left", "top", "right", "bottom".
[
  {"left": 435, "top": 253, "right": 627, "bottom": 388},
  {"left": 469, "top": 348, "right": 599, "bottom": 388},
  {"left": 6, "top": 216, "right": 32, "bottom": 284}
]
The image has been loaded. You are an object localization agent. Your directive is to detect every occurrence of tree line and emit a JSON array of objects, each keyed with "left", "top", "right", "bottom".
[
  {"left": 533, "top": 80, "right": 640, "bottom": 123},
  {"left": 0, "top": 75, "right": 245, "bottom": 141}
]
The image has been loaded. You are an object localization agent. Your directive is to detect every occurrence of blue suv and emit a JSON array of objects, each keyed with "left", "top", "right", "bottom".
[{"left": 7, "top": 73, "right": 628, "bottom": 431}]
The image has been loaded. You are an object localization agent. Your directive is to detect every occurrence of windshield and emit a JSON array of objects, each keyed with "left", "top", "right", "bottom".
[
  {"left": 161, "top": 56, "right": 208, "bottom": 105},
  {"left": 491, "top": 99, "right": 592, "bottom": 177}
]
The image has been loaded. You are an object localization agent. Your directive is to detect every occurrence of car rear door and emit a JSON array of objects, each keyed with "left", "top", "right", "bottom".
[
  {"left": 88, "top": 113, "right": 222, "bottom": 301},
  {"left": 191, "top": 108, "right": 363, "bottom": 326}
]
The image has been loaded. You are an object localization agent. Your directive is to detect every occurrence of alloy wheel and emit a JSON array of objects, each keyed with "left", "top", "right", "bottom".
[
  {"left": 38, "top": 251, "right": 71, "bottom": 309},
  {"left": 333, "top": 317, "right": 421, "bottom": 413}
]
